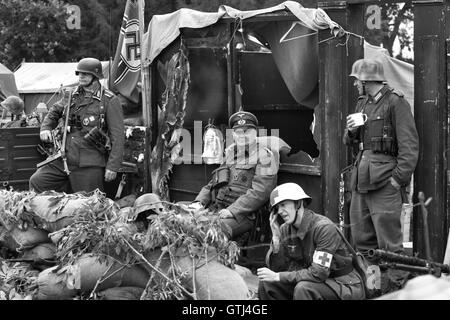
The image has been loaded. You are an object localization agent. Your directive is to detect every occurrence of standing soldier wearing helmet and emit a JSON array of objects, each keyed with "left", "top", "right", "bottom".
[
  {"left": 257, "top": 183, "right": 365, "bottom": 300},
  {"left": 0, "top": 95, "right": 26, "bottom": 128},
  {"left": 29, "top": 57, "right": 124, "bottom": 194},
  {"left": 344, "top": 59, "right": 419, "bottom": 289}
]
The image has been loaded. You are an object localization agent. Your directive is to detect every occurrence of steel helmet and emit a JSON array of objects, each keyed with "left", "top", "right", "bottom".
[
  {"left": 270, "top": 183, "right": 311, "bottom": 208},
  {"left": 75, "top": 57, "right": 103, "bottom": 79},
  {"left": 349, "top": 58, "right": 386, "bottom": 82},
  {"left": 0, "top": 96, "right": 24, "bottom": 115},
  {"left": 133, "top": 193, "right": 165, "bottom": 215}
]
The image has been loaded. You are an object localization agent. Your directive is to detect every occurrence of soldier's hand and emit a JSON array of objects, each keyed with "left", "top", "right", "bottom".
[
  {"left": 218, "top": 208, "right": 234, "bottom": 219},
  {"left": 104, "top": 169, "right": 117, "bottom": 182},
  {"left": 257, "top": 267, "right": 280, "bottom": 282},
  {"left": 40, "top": 130, "right": 53, "bottom": 142},
  {"left": 269, "top": 211, "right": 281, "bottom": 238},
  {"left": 346, "top": 115, "right": 358, "bottom": 132},
  {"left": 188, "top": 201, "right": 203, "bottom": 210}
]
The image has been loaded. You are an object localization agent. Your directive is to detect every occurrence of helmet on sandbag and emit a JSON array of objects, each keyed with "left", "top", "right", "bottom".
[
  {"left": 349, "top": 58, "right": 386, "bottom": 82},
  {"left": 269, "top": 183, "right": 311, "bottom": 208},
  {"left": 0, "top": 96, "right": 24, "bottom": 115},
  {"left": 133, "top": 193, "right": 165, "bottom": 215},
  {"left": 75, "top": 57, "right": 103, "bottom": 79}
]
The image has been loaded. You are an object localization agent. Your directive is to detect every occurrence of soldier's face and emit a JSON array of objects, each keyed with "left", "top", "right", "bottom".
[
  {"left": 78, "top": 72, "right": 95, "bottom": 87},
  {"left": 276, "top": 200, "right": 297, "bottom": 224},
  {"left": 232, "top": 127, "right": 257, "bottom": 146},
  {"left": 354, "top": 79, "right": 364, "bottom": 95}
]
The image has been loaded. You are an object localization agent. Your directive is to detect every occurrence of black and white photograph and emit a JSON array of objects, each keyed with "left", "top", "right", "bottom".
[{"left": 0, "top": 0, "right": 448, "bottom": 309}]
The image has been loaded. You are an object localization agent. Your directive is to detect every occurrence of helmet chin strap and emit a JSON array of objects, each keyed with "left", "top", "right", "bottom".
[
  {"left": 86, "top": 76, "right": 98, "bottom": 88},
  {"left": 361, "top": 81, "right": 367, "bottom": 96},
  {"left": 289, "top": 200, "right": 303, "bottom": 225}
]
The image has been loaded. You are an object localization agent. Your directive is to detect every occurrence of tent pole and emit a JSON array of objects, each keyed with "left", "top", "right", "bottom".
[{"left": 138, "top": 0, "right": 151, "bottom": 127}]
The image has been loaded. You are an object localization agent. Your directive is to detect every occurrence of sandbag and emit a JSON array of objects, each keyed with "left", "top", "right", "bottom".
[
  {"left": 97, "top": 286, "right": 144, "bottom": 300},
  {"left": 144, "top": 247, "right": 250, "bottom": 300},
  {"left": 36, "top": 266, "right": 78, "bottom": 300},
  {"left": 177, "top": 256, "right": 250, "bottom": 300},
  {"left": 0, "top": 225, "right": 18, "bottom": 251},
  {"left": 29, "top": 196, "right": 91, "bottom": 232},
  {"left": 77, "top": 254, "right": 149, "bottom": 291},
  {"left": 10, "top": 226, "right": 50, "bottom": 249},
  {"left": 22, "top": 243, "right": 56, "bottom": 261},
  {"left": 36, "top": 253, "right": 149, "bottom": 300}
]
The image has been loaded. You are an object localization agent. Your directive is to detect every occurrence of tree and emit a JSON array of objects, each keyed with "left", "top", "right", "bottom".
[
  {"left": 63, "top": 0, "right": 114, "bottom": 61},
  {"left": 364, "top": 2, "right": 414, "bottom": 63},
  {"left": 0, "top": 0, "right": 72, "bottom": 70},
  {"left": 0, "top": 0, "right": 319, "bottom": 71}
]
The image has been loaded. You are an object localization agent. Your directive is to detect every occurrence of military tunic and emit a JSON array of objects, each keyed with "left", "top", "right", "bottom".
[
  {"left": 29, "top": 83, "right": 124, "bottom": 193},
  {"left": 343, "top": 85, "right": 419, "bottom": 254},
  {"left": 195, "top": 141, "right": 279, "bottom": 239},
  {"left": 259, "top": 209, "right": 365, "bottom": 300}
]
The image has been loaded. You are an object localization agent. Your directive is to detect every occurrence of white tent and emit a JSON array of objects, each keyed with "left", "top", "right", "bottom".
[
  {"left": 15, "top": 61, "right": 110, "bottom": 93},
  {"left": 0, "top": 63, "right": 19, "bottom": 99},
  {"left": 14, "top": 61, "right": 110, "bottom": 113}
]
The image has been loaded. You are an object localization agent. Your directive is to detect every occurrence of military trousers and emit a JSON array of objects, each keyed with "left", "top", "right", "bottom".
[
  {"left": 29, "top": 158, "right": 105, "bottom": 193},
  {"left": 258, "top": 280, "right": 339, "bottom": 300},
  {"left": 350, "top": 181, "right": 403, "bottom": 255}
]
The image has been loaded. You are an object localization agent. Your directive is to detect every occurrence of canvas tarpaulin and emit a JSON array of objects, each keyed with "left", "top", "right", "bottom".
[
  {"left": 142, "top": 1, "right": 344, "bottom": 109},
  {"left": 364, "top": 41, "right": 414, "bottom": 111},
  {"left": 256, "top": 20, "right": 319, "bottom": 108}
]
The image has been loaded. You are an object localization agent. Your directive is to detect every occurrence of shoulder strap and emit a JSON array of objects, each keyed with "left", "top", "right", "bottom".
[
  {"left": 334, "top": 226, "right": 358, "bottom": 256},
  {"left": 98, "top": 86, "right": 107, "bottom": 130}
]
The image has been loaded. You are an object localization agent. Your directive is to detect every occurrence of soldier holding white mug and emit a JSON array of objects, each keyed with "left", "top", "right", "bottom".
[
  {"left": 347, "top": 112, "right": 368, "bottom": 130},
  {"left": 343, "top": 59, "right": 419, "bottom": 295}
]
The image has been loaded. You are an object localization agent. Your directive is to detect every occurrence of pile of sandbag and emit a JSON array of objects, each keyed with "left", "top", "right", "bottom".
[
  {"left": 0, "top": 190, "right": 252, "bottom": 300},
  {"left": 37, "top": 253, "right": 148, "bottom": 300},
  {"left": 144, "top": 246, "right": 250, "bottom": 300}
]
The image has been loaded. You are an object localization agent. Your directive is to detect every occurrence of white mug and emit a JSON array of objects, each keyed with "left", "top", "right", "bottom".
[{"left": 347, "top": 112, "right": 368, "bottom": 127}]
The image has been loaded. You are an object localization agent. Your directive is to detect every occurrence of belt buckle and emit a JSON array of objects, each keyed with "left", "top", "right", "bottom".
[{"left": 358, "top": 142, "right": 364, "bottom": 151}]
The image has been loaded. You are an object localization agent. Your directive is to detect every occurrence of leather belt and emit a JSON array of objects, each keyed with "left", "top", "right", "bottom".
[{"left": 330, "top": 264, "right": 354, "bottom": 278}]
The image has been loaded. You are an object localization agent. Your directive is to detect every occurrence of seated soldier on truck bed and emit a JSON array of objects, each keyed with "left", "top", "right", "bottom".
[
  {"left": 0, "top": 96, "right": 39, "bottom": 128},
  {"left": 190, "top": 110, "right": 279, "bottom": 241}
]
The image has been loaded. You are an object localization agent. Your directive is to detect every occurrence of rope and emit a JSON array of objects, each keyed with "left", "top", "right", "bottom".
[
  {"left": 226, "top": 17, "right": 243, "bottom": 52},
  {"left": 318, "top": 30, "right": 365, "bottom": 57}
]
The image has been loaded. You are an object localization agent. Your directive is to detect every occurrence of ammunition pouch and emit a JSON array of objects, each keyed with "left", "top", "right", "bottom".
[
  {"left": 362, "top": 122, "right": 397, "bottom": 156},
  {"left": 368, "top": 136, "right": 397, "bottom": 155},
  {"left": 211, "top": 166, "right": 230, "bottom": 190},
  {"left": 83, "top": 127, "right": 111, "bottom": 154}
]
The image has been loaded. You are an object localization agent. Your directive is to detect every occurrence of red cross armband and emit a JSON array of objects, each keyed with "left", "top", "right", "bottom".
[{"left": 313, "top": 250, "right": 333, "bottom": 268}]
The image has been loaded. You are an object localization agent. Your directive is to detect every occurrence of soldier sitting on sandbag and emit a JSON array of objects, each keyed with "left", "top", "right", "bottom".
[{"left": 189, "top": 110, "right": 281, "bottom": 241}]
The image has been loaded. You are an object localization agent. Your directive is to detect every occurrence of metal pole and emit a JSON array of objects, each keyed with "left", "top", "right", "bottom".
[{"left": 138, "top": 0, "right": 151, "bottom": 128}]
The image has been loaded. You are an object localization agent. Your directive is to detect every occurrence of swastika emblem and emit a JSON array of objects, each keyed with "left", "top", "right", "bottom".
[{"left": 120, "top": 19, "right": 141, "bottom": 71}]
